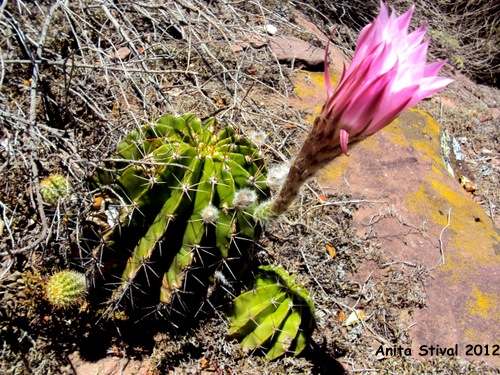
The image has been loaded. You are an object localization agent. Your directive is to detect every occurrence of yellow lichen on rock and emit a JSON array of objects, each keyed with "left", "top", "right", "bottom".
[
  {"left": 467, "top": 285, "right": 500, "bottom": 320},
  {"left": 291, "top": 68, "right": 500, "bottom": 367},
  {"left": 293, "top": 71, "right": 338, "bottom": 100},
  {"left": 292, "top": 71, "right": 338, "bottom": 124}
]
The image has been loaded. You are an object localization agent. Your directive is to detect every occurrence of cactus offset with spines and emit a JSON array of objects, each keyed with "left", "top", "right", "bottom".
[
  {"left": 46, "top": 270, "right": 87, "bottom": 309},
  {"left": 40, "top": 174, "right": 70, "bottom": 206},
  {"left": 227, "top": 265, "right": 315, "bottom": 360},
  {"left": 91, "top": 114, "right": 269, "bottom": 309}
]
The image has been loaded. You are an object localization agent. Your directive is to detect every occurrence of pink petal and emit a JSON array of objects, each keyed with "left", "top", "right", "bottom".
[
  {"left": 324, "top": 35, "right": 334, "bottom": 99},
  {"left": 410, "top": 77, "right": 454, "bottom": 103},
  {"left": 366, "top": 90, "right": 414, "bottom": 135},
  {"left": 424, "top": 60, "right": 447, "bottom": 77},
  {"left": 407, "top": 24, "right": 427, "bottom": 46},
  {"left": 396, "top": 5, "right": 415, "bottom": 33},
  {"left": 340, "top": 129, "right": 350, "bottom": 154}
]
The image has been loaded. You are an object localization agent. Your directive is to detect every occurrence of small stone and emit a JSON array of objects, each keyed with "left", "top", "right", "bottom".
[
  {"left": 264, "top": 24, "right": 278, "bottom": 35},
  {"left": 109, "top": 46, "right": 131, "bottom": 60}
]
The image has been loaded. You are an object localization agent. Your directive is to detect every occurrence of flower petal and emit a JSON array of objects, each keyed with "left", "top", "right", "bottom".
[
  {"left": 319, "top": 1, "right": 452, "bottom": 147},
  {"left": 340, "top": 129, "right": 350, "bottom": 154}
]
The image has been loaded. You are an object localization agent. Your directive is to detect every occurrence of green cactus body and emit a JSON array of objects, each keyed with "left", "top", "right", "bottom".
[
  {"left": 227, "top": 265, "right": 316, "bottom": 360},
  {"left": 40, "top": 174, "right": 70, "bottom": 206},
  {"left": 91, "top": 114, "right": 269, "bottom": 309},
  {"left": 46, "top": 270, "right": 87, "bottom": 309}
]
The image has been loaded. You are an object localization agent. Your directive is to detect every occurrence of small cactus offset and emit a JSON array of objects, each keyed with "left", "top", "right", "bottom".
[
  {"left": 89, "top": 114, "right": 269, "bottom": 310},
  {"left": 227, "top": 265, "right": 315, "bottom": 360},
  {"left": 40, "top": 174, "right": 70, "bottom": 206},
  {"left": 45, "top": 270, "right": 87, "bottom": 309}
]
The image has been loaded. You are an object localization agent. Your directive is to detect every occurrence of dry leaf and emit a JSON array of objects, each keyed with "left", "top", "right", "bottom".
[
  {"left": 215, "top": 98, "right": 226, "bottom": 107},
  {"left": 110, "top": 46, "right": 131, "bottom": 60},
  {"left": 338, "top": 310, "right": 345, "bottom": 323},
  {"left": 459, "top": 175, "right": 476, "bottom": 193},
  {"left": 344, "top": 310, "right": 366, "bottom": 326},
  {"left": 325, "top": 242, "right": 336, "bottom": 258},
  {"left": 246, "top": 66, "right": 259, "bottom": 75},
  {"left": 200, "top": 358, "right": 209, "bottom": 369},
  {"left": 92, "top": 195, "right": 104, "bottom": 211}
]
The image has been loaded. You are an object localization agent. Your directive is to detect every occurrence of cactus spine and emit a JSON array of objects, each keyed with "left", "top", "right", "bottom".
[{"left": 46, "top": 270, "right": 87, "bottom": 309}]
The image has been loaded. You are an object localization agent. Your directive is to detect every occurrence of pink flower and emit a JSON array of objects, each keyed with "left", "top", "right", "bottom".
[{"left": 323, "top": 1, "right": 453, "bottom": 154}]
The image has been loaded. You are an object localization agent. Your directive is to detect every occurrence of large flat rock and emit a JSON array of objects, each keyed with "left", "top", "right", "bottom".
[{"left": 291, "top": 70, "right": 500, "bottom": 367}]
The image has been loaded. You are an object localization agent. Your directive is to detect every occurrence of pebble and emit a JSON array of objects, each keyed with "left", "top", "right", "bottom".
[{"left": 264, "top": 24, "right": 278, "bottom": 35}]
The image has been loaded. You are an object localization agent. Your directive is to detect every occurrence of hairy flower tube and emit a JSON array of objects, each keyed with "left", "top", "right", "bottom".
[{"left": 270, "top": 1, "right": 452, "bottom": 216}]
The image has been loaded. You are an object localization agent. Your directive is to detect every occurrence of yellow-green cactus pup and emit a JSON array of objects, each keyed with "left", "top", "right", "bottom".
[
  {"left": 40, "top": 174, "right": 70, "bottom": 206},
  {"left": 46, "top": 270, "right": 87, "bottom": 309}
]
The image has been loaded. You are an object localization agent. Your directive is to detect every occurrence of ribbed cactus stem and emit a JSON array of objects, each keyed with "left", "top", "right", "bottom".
[
  {"left": 91, "top": 114, "right": 269, "bottom": 308},
  {"left": 227, "top": 265, "right": 315, "bottom": 360}
]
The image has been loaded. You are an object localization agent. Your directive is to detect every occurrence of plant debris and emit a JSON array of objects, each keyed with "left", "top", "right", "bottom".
[{"left": 0, "top": 1, "right": 498, "bottom": 374}]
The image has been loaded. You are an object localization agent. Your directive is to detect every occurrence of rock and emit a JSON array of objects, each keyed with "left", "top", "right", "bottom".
[
  {"left": 109, "top": 46, "right": 131, "bottom": 61},
  {"left": 269, "top": 35, "right": 324, "bottom": 69},
  {"left": 292, "top": 10, "right": 350, "bottom": 74},
  {"left": 230, "top": 34, "right": 268, "bottom": 52},
  {"left": 264, "top": 24, "right": 278, "bottom": 35},
  {"left": 290, "top": 69, "right": 500, "bottom": 368},
  {"left": 67, "top": 351, "right": 151, "bottom": 375}
]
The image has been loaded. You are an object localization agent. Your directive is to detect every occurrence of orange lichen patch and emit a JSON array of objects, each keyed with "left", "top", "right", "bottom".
[
  {"left": 404, "top": 110, "right": 500, "bottom": 283},
  {"left": 317, "top": 130, "right": 384, "bottom": 183},
  {"left": 431, "top": 179, "right": 496, "bottom": 263},
  {"left": 305, "top": 107, "right": 322, "bottom": 124},
  {"left": 406, "top": 174, "right": 499, "bottom": 283},
  {"left": 293, "top": 70, "right": 338, "bottom": 108},
  {"left": 293, "top": 70, "right": 339, "bottom": 101},
  {"left": 381, "top": 118, "right": 408, "bottom": 147},
  {"left": 291, "top": 71, "right": 332, "bottom": 125}
]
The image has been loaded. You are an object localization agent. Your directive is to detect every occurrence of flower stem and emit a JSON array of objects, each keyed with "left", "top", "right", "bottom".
[{"left": 271, "top": 115, "right": 348, "bottom": 215}]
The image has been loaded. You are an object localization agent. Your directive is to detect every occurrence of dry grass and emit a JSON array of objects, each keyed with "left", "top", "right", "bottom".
[
  {"left": 301, "top": 0, "right": 500, "bottom": 86},
  {"left": 0, "top": 1, "right": 498, "bottom": 374}
]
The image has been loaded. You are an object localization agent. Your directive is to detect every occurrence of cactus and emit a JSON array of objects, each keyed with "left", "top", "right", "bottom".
[
  {"left": 45, "top": 270, "right": 87, "bottom": 309},
  {"left": 227, "top": 265, "right": 315, "bottom": 360},
  {"left": 88, "top": 114, "right": 316, "bottom": 357},
  {"left": 40, "top": 174, "right": 70, "bottom": 206},
  {"left": 90, "top": 114, "right": 269, "bottom": 310}
]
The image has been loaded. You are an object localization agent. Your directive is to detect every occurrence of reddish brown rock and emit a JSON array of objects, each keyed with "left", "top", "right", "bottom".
[
  {"left": 269, "top": 35, "right": 325, "bottom": 69},
  {"left": 291, "top": 69, "right": 500, "bottom": 368}
]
